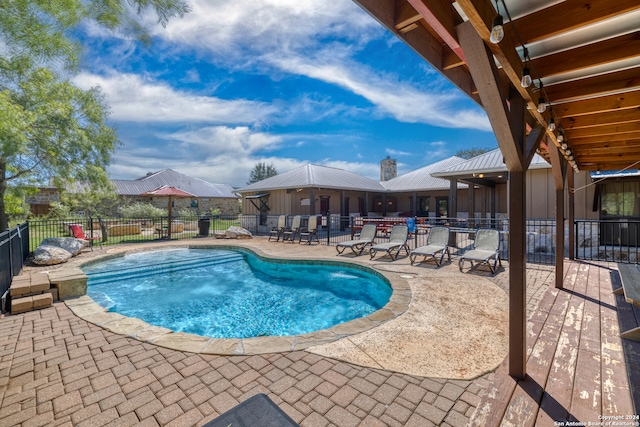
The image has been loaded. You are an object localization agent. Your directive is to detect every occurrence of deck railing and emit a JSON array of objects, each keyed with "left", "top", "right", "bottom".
[{"left": 575, "top": 219, "right": 640, "bottom": 263}]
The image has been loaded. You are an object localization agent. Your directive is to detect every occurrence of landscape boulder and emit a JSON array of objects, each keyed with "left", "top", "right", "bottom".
[
  {"left": 225, "top": 226, "right": 252, "bottom": 239},
  {"left": 33, "top": 245, "right": 73, "bottom": 265},
  {"left": 41, "top": 237, "right": 85, "bottom": 256}
]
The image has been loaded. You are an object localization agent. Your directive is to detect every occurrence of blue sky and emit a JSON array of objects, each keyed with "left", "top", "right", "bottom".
[{"left": 73, "top": 0, "right": 497, "bottom": 187}]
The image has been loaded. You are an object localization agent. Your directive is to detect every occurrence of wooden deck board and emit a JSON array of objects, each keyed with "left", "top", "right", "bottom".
[{"left": 470, "top": 261, "right": 638, "bottom": 426}]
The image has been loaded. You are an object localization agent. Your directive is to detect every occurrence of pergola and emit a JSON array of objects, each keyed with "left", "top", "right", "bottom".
[{"left": 353, "top": 0, "right": 640, "bottom": 380}]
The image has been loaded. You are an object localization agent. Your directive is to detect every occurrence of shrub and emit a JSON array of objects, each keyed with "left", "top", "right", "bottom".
[{"left": 118, "top": 202, "right": 167, "bottom": 218}]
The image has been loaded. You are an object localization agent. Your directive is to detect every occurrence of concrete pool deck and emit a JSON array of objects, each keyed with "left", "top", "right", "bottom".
[
  {"left": 0, "top": 236, "right": 556, "bottom": 426},
  {"left": 56, "top": 238, "right": 509, "bottom": 380}
]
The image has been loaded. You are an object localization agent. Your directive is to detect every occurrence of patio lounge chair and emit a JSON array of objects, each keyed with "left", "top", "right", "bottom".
[
  {"left": 269, "top": 215, "right": 286, "bottom": 241},
  {"left": 458, "top": 228, "right": 502, "bottom": 273},
  {"left": 336, "top": 224, "right": 377, "bottom": 256},
  {"left": 369, "top": 224, "right": 409, "bottom": 260},
  {"left": 69, "top": 224, "right": 101, "bottom": 250},
  {"left": 282, "top": 215, "right": 301, "bottom": 242},
  {"left": 410, "top": 226, "right": 451, "bottom": 267},
  {"left": 299, "top": 215, "right": 319, "bottom": 244}
]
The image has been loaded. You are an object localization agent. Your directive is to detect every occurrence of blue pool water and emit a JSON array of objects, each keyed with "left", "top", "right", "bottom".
[{"left": 82, "top": 248, "right": 392, "bottom": 338}]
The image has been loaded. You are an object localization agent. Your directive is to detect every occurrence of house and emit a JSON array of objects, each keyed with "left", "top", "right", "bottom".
[
  {"left": 112, "top": 169, "right": 239, "bottom": 216},
  {"left": 26, "top": 169, "right": 239, "bottom": 216},
  {"left": 237, "top": 164, "right": 387, "bottom": 225}
]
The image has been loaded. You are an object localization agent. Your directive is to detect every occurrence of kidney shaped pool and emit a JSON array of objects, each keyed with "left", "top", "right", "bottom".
[{"left": 82, "top": 247, "right": 392, "bottom": 339}]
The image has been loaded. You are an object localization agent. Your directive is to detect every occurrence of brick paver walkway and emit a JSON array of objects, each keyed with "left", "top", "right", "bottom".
[{"left": 0, "top": 242, "right": 555, "bottom": 426}]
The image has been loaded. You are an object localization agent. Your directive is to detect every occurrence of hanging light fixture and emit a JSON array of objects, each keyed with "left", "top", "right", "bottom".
[
  {"left": 557, "top": 132, "right": 564, "bottom": 143},
  {"left": 537, "top": 81, "right": 546, "bottom": 113},
  {"left": 521, "top": 67, "right": 532, "bottom": 88},
  {"left": 537, "top": 96, "right": 546, "bottom": 113},
  {"left": 489, "top": 0, "right": 504, "bottom": 44},
  {"left": 548, "top": 117, "right": 556, "bottom": 131}
]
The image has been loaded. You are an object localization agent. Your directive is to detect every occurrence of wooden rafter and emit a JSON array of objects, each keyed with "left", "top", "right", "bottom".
[{"left": 505, "top": 0, "right": 640, "bottom": 44}]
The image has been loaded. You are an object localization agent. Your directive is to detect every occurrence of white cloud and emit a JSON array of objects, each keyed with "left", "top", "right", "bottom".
[
  {"left": 167, "top": 126, "right": 283, "bottom": 156},
  {"left": 270, "top": 55, "right": 491, "bottom": 130},
  {"left": 140, "top": 0, "right": 492, "bottom": 131},
  {"left": 73, "top": 72, "right": 277, "bottom": 124},
  {"left": 149, "top": 0, "right": 379, "bottom": 61}
]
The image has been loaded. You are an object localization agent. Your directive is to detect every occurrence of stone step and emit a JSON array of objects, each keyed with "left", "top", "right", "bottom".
[
  {"left": 11, "top": 293, "right": 53, "bottom": 314},
  {"left": 10, "top": 272, "right": 51, "bottom": 297}
]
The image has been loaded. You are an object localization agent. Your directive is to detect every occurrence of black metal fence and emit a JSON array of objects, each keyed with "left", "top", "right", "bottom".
[
  {"left": 19, "top": 215, "right": 640, "bottom": 267},
  {"left": 1, "top": 223, "right": 30, "bottom": 312},
  {"left": 575, "top": 219, "right": 640, "bottom": 263}
]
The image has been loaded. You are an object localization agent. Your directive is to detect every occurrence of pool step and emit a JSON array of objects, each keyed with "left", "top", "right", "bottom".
[{"left": 86, "top": 253, "right": 244, "bottom": 285}]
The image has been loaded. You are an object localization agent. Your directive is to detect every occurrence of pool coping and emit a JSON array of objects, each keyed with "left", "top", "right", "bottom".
[{"left": 61, "top": 240, "right": 412, "bottom": 355}]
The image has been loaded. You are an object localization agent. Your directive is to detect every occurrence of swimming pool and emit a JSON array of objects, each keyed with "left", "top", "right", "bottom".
[{"left": 82, "top": 247, "right": 392, "bottom": 338}]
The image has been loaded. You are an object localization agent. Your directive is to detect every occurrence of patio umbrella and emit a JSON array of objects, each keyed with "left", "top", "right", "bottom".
[{"left": 141, "top": 185, "right": 195, "bottom": 239}]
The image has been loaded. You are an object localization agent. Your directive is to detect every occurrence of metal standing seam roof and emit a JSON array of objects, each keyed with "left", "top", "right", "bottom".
[
  {"left": 236, "top": 164, "right": 387, "bottom": 193},
  {"left": 431, "top": 149, "right": 550, "bottom": 178},
  {"left": 381, "top": 156, "right": 468, "bottom": 192},
  {"left": 112, "top": 169, "right": 238, "bottom": 198}
]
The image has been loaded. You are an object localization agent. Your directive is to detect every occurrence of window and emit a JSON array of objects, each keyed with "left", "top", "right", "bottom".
[
  {"left": 191, "top": 200, "right": 198, "bottom": 208},
  {"left": 600, "top": 181, "right": 640, "bottom": 218},
  {"left": 418, "top": 197, "right": 430, "bottom": 216}
]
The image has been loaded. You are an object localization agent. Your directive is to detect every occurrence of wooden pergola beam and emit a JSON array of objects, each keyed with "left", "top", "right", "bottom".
[
  {"left": 505, "top": 0, "right": 640, "bottom": 44},
  {"left": 545, "top": 67, "right": 640, "bottom": 103},
  {"left": 554, "top": 90, "right": 640, "bottom": 118},
  {"left": 530, "top": 33, "right": 640, "bottom": 79}
]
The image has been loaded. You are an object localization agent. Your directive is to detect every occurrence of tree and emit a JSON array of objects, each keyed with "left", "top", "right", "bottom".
[
  {"left": 0, "top": 0, "right": 189, "bottom": 230},
  {"left": 247, "top": 163, "right": 278, "bottom": 185},
  {"left": 0, "top": 61, "right": 119, "bottom": 229},
  {"left": 455, "top": 147, "right": 495, "bottom": 159}
]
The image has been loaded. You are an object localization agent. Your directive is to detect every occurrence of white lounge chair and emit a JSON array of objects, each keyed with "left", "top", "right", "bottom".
[
  {"left": 410, "top": 226, "right": 450, "bottom": 267},
  {"left": 369, "top": 224, "right": 409, "bottom": 260},
  {"left": 458, "top": 228, "right": 502, "bottom": 273},
  {"left": 269, "top": 215, "right": 286, "bottom": 241},
  {"left": 336, "top": 224, "right": 377, "bottom": 256}
]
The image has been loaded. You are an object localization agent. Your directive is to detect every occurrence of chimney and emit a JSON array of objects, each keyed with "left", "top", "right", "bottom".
[{"left": 380, "top": 156, "right": 397, "bottom": 181}]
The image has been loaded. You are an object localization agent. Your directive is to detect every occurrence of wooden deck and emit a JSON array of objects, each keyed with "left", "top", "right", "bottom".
[{"left": 470, "top": 260, "right": 640, "bottom": 426}]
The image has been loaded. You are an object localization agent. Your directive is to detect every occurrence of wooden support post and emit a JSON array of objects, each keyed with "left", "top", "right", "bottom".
[
  {"left": 555, "top": 188, "right": 565, "bottom": 289},
  {"left": 568, "top": 170, "right": 575, "bottom": 260},
  {"left": 310, "top": 189, "right": 316, "bottom": 216},
  {"left": 467, "top": 184, "right": 474, "bottom": 226},
  {"left": 449, "top": 178, "right": 458, "bottom": 219},
  {"left": 509, "top": 170, "right": 527, "bottom": 379},
  {"left": 549, "top": 142, "right": 567, "bottom": 289}
]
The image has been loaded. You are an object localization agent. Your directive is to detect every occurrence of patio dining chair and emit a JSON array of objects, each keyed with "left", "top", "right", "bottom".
[
  {"left": 299, "top": 215, "right": 319, "bottom": 245},
  {"left": 369, "top": 224, "right": 409, "bottom": 260},
  {"left": 410, "top": 226, "right": 451, "bottom": 267},
  {"left": 282, "top": 215, "right": 301, "bottom": 242},
  {"left": 458, "top": 228, "right": 502, "bottom": 273},
  {"left": 269, "top": 215, "right": 286, "bottom": 241},
  {"left": 336, "top": 224, "right": 377, "bottom": 256}
]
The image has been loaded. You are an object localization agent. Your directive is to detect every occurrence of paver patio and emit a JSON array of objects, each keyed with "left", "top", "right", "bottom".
[{"left": 0, "top": 237, "right": 636, "bottom": 426}]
